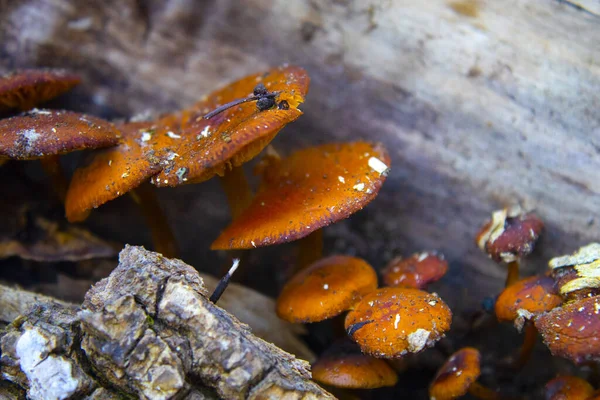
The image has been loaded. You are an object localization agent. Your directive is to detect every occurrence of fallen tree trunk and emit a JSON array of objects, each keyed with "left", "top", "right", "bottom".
[
  {"left": 0, "top": 0, "right": 597, "bottom": 300},
  {"left": 0, "top": 246, "right": 333, "bottom": 400}
]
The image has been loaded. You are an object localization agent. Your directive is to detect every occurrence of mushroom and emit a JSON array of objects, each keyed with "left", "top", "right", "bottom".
[
  {"left": 534, "top": 244, "right": 600, "bottom": 364},
  {"left": 382, "top": 252, "right": 448, "bottom": 289},
  {"left": 0, "top": 109, "right": 121, "bottom": 201},
  {"left": 429, "top": 347, "right": 501, "bottom": 400},
  {"left": 475, "top": 206, "right": 543, "bottom": 287},
  {"left": 276, "top": 255, "right": 378, "bottom": 323},
  {"left": 0, "top": 69, "right": 81, "bottom": 112},
  {"left": 534, "top": 296, "right": 600, "bottom": 364},
  {"left": 65, "top": 115, "right": 182, "bottom": 257},
  {"left": 211, "top": 142, "right": 390, "bottom": 265},
  {"left": 535, "top": 293, "right": 600, "bottom": 364},
  {"left": 311, "top": 339, "right": 398, "bottom": 389},
  {"left": 152, "top": 65, "right": 310, "bottom": 220},
  {"left": 494, "top": 275, "right": 562, "bottom": 369},
  {"left": 344, "top": 287, "right": 452, "bottom": 358},
  {"left": 544, "top": 376, "right": 594, "bottom": 400},
  {"left": 66, "top": 66, "right": 309, "bottom": 258}
]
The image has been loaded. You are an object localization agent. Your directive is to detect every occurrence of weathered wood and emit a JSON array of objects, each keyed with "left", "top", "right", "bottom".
[
  {"left": 0, "top": 273, "right": 315, "bottom": 363},
  {"left": 0, "top": 0, "right": 598, "bottom": 321},
  {"left": 0, "top": 247, "right": 333, "bottom": 400}
]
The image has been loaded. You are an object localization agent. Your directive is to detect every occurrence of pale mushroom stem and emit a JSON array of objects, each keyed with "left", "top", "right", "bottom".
[
  {"left": 296, "top": 229, "right": 324, "bottom": 272},
  {"left": 219, "top": 166, "right": 253, "bottom": 220},
  {"left": 513, "top": 322, "right": 537, "bottom": 370},
  {"left": 505, "top": 260, "right": 520, "bottom": 287},
  {"left": 468, "top": 382, "right": 503, "bottom": 400},
  {"left": 39, "top": 155, "right": 68, "bottom": 203},
  {"left": 129, "top": 182, "right": 179, "bottom": 258}
]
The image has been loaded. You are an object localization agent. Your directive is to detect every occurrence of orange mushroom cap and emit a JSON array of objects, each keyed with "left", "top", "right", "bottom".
[
  {"left": 494, "top": 275, "right": 562, "bottom": 327},
  {"left": 476, "top": 206, "right": 544, "bottom": 263},
  {"left": 0, "top": 69, "right": 81, "bottom": 111},
  {"left": 152, "top": 65, "right": 309, "bottom": 187},
  {"left": 382, "top": 252, "right": 448, "bottom": 289},
  {"left": 535, "top": 296, "right": 600, "bottom": 364},
  {"left": 276, "top": 255, "right": 378, "bottom": 323},
  {"left": 0, "top": 109, "right": 121, "bottom": 160},
  {"left": 429, "top": 347, "right": 481, "bottom": 400},
  {"left": 311, "top": 339, "right": 398, "bottom": 389},
  {"left": 544, "top": 376, "right": 594, "bottom": 400},
  {"left": 211, "top": 141, "right": 390, "bottom": 250},
  {"left": 65, "top": 114, "right": 182, "bottom": 222},
  {"left": 344, "top": 287, "right": 452, "bottom": 358}
]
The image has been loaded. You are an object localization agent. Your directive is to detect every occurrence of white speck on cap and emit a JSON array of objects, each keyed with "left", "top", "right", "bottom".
[{"left": 368, "top": 156, "right": 389, "bottom": 176}]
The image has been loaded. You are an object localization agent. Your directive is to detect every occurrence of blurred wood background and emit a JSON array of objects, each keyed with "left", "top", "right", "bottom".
[{"left": 0, "top": 0, "right": 598, "bottom": 319}]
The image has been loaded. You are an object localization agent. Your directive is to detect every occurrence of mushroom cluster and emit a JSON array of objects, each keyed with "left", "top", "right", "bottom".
[
  {"left": 4, "top": 64, "right": 596, "bottom": 400},
  {"left": 275, "top": 251, "right": 453, "bottom": 391}
]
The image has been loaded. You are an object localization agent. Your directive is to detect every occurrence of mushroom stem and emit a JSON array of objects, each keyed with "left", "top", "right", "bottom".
[
  {"left": 220, "top": 166, "right": 253, "bottom": 220},
  {"left": 514, "top": 322, "right": 537, "bottom": 370},
  {"left": 505, "top": 260, "right": 520, "bottom": 287},
  {"left": 39, "top": 155, "right": 68, "bottom": 203},
  {"left": 296, "top": 229, "right": 324, "bottom": 271},
  {"left": 468, "top": 382, "right": 502, "bottom": 400},
  {"left": 129, "top": 182, "right": 179, "bottom": 258},
  {"left": 210, "top": 258, "right": 240, "bottom": 304}
]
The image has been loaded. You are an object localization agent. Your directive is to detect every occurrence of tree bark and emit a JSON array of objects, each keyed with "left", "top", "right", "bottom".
[{"left": 0, "top": 246, "right": 333, "bottom": 400}]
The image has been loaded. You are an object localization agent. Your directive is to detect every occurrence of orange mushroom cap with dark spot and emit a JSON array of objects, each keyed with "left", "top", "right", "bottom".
[
  {"left": 211, "top": 141, "right": 390, "bottom": 250},
  {"left": 152, "top": 65, "right": 310, "bottom": 187},
  {"left": 344, "top": 287, "right": 452, "bottom": 358},
  {"left": 0, "top": 109, "right": 121, "bottom": 160},
  {"left": 535, "top": 296, "right": 600, "bottom": 364},
  {"left": 0, "top": 69, "right": 81, "bottom": 111},
  {"left": 429, "top": 347, "right": 481, "bottom": 400},
  {"left": 276, "top": 255, "right": 378, "bottom": 323},
  {"left": 544, "top": 376, "right": 594, "bottom": 400},
  {"left": 65, "top": 114, "right": 182, "bottom": 222},
  {"left": 312, "top": 339, "right": 398, "bottom": 389},
  {"left": 476, "top": 207, "right": 544, "bottom": 263},
  {"left": 382, "top": 252, "right": 448, "bottom": 289},
  {"left": 495, "top": 275, "right": 562, "bottom": 323}
]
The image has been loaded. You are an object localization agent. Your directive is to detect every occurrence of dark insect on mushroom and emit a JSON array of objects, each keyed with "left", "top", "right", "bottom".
[{"left": 203, "top": 82, "right": 280, "bottom": 119}]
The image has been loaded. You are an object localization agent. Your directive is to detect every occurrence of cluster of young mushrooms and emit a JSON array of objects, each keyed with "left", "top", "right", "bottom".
[{"left": 0, "top": 67, "right": 597, "bottom": 399}]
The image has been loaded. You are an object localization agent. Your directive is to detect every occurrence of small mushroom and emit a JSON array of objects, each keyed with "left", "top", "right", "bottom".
[
  {"left": 544, "top": 375, "right": 594, "bottom": 400},
  {"left": 494, "top": 275, "right": 562, "bottom": 369},
  {"left": 344, "top": 287, "right": 451, "bottom": 358},
  {"left": 0, "top": 69, "right": 81, "bottom": 112},
  {"left": 211, "top": 142, "right": 390, "bottom": 252},
  {"left": 382, "top": 252, "right": 448, "bottom": 289},
  {"left": 0, "top": 109, "right": 120, "bottom": 160},
  {"left": 276, "top": 255, "right": 378, "bottom": 323},
  {"left": 535, "top": 295, "right": 600, "bottom": 364},
  {"left": 476, "top": 206, "right": 543, "bottom": 287},
  {"left": 429, "top": 347, "right": 501, "bottom": 400},
  {"left": 152, "top": 65, "right": 310, "bottom": 220},
  {"left": 495, "top": 275, "right": 562, "bottom": 329},
  {"left": 66, "top": 115, "right": 182, "bottom": 256},
  {"left": 0, "top": 109, "right": 121, "bottom": 201},
  {"left": 311, "top": 339, "right": 398, "bottom": 389}
]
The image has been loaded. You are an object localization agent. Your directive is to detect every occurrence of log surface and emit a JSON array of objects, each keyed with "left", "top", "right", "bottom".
[
  {"left": 0, "top": 0, "right": 598, "bottom": 320},
  {"left": 0, "top": 246, "right": 333, "bottom": 400}
]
